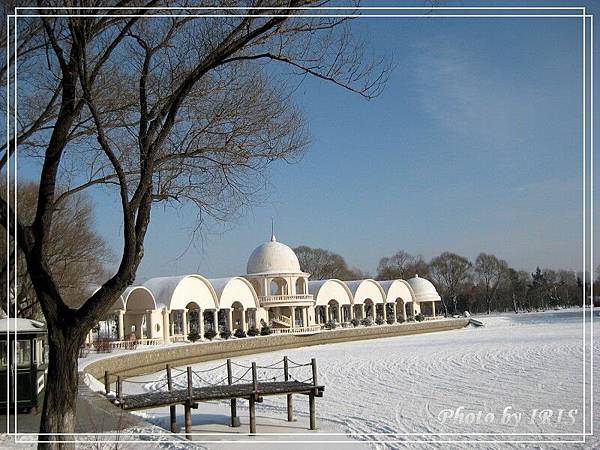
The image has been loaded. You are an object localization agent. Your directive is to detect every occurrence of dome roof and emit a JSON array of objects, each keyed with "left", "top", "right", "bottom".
[
  {"left": 407, "top": 275, "right": 441, "bottom": 302},
  {"left": 246, "top": 235, "right": 301, "bottom": 275}
]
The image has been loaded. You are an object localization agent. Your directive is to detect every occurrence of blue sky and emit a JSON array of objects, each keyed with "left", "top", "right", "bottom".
[{"left": 16, "top": 2, "right": 599, "bottom": 281}]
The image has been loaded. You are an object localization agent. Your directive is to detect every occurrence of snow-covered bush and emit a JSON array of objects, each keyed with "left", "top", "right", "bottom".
[
  {"left": 415, "top": 313, "right": 425, "bottom": 322},
  {"left": 375, "top": 317, "right": 385, "bottom": 325},
  {"left": 361, "top": 318, "right": 372, "bottom": 326},
  {"left": 187, "top": 331, "right": 200, "bottom": 342},
  {"left": 220, "top": 330, "right": 232, "bottom": 340},
  {"left": 204, "top": 329, "right": 217, "bottom": 340},
  {"left": 260, "top": 325, "right": 272, "bottom": 335},
  {"left": 325, "top": 320, "right": 337, "bottom": 330},
  {"left": 233, "top": 329, "right": 246, "bottom": 338},
  {"left": 350, "top": 318, "right": 360, "bottom": 327},
  {"left": 247, "top": 326, "right": 259, "bottom": 336}
]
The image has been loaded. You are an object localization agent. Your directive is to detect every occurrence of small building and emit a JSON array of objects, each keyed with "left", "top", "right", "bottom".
[{"left": 0, "top": 318, "right": 48, "bottom": 413}]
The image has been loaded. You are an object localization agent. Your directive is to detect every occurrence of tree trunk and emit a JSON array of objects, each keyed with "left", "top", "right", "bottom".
[
  {"left": 440, "top": 297, "right": 449, "bottom": 317},
  {"left": 38, "top": 328, "right": 86, "bottom": 450}
]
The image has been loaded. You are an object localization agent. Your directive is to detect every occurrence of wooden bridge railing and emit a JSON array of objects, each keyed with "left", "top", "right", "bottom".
[{"left": 104, "top": 356, "right": 324, "bottom": 439}]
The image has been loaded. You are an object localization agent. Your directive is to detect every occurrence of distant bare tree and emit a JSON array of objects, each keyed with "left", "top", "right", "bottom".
[
  {"left": 501, "top": 268, "right": 530, "bottom": 313},
  {"left": 0, "top": 182, "right": 111, "bottom": 318},
  {"left": 294, "top": 245, "right": 359, "bottom": 280},
  {"left": 377, "top": 250, "right": 430, "bottom": 280},
  {"left": 0, "top": 2, "right": 389, "bottom": 444},
  {"left": 430, "top": 252, "right": 472, "bottom": 315},
  {"left": 474, "top": 253, "right": 508, "bottom": 314}
]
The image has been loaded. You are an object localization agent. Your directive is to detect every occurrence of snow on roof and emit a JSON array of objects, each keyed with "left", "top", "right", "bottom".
[
  {"left": 344, "top": 280, "right": 367, "bottom": 295},
  {"left": 143, "top": 275, "right": 189, "bottom": 309},
  {"left": 307, "top": 279, "right": 329, "bottom": 295},
  {"left": 0, "top": 318, "right": 47, "bottom": 333},
  {"left": 246, "top": 237, "right": 302, "bottom": 275},
  {"left": 206, "top": 277, "right": 237, "bottom": 296}
]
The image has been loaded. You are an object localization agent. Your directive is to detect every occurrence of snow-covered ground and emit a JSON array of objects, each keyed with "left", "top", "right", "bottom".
[
  {"left": 6, "top": 309, "right": 597, "bottom": 448},
  {"left": 125, "top": 309, "right": 598, "bottom": 448}
]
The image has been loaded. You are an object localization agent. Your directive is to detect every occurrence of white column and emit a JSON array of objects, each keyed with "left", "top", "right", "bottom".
[
  {"left": 361, "top": 304, "right": 365, "bottom": 320},
  {"left": 199, "top": 309, "right": 205, "bottom": 339},
  {"left": 290, "top": 306, "right": 296, "bottom": 328},
  {"left": 140, "top": 315, "right": 145, "bottom": 340},
  {"left": 162, "top": 309, "right": 170, "bottom": 343},
  {"left": 402, "top": 302, "right": 407, "bottom": 321},
  {"left": 432, "top": 301, "right": 436, "bottom": 318},
  {"left": 213, "top": 309, "right": 219, "bottom": 331},
  {"left": 227, "top": 309, "right": 233, "bottom": 331},
  {"left": 118, "top": 310, "right": 125, "bottom": 341}
]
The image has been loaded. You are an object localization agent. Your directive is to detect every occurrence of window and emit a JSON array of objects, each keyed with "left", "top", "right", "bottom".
[
  {"left": 0, "top": 342, "right": 6, "bottom": 368},
  {"left": 16, "top": 340, "right": 31, "bottom": 367}
]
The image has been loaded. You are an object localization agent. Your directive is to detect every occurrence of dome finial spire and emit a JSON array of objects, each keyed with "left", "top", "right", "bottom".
[{"left": 271, "top": 218, "right": 276, "bottom": 242}]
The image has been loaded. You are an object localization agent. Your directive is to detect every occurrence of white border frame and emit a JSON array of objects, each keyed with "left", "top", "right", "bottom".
[{"left": 4, "top": 4, "right": 594, "bottom": 446}]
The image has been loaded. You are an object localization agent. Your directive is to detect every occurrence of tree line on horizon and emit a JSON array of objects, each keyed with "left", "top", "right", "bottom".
[{"left": 294, "top": 246, "right": 598, "bottom": 315}]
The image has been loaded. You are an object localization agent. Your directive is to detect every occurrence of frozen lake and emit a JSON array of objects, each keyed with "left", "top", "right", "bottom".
[{"left": 129, "top": 309, "right": 598, "bottom": 448}]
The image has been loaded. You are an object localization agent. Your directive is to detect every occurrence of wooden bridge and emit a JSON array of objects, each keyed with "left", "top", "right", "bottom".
[{"left": 104, "top": 357, "right": 324, "bottom": 439}]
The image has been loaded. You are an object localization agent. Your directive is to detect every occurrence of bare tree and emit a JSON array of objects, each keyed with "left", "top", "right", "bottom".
[
  {"left": 0, "top": 181, "right": 111, "bottom": 318},
  {"left": 0, "top": 2, "right": 389, "bottom": 446},
  {"left": 294, "top": 245, "right": 359, "bottom": 280},
  {"left": 429, "top": 251, "right": 472, "bottom": 315},
  {"left": 376, "top": 250, "right": 430, "bottom": 280},
  {"left": 501, "top": 268, "right": 530, "bottom": 313},
  {"left": 474, "top": 253, "right": 508, "bottom": 314}
]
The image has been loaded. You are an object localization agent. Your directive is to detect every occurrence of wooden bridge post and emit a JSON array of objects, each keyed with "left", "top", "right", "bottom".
[
  {"left": 309, "top": 392, "right": 316, "bottom": 430},
  {"left": 249, "top": 361, "right": 257, "bottom": 434},
  {"left": 284, "top": 356, "right": 293, "bottom": 421},
  {"left": 104, "top": 370, "right": 109, "bottom": 395},
  {"left": 185, "top": 366, "right": 193, "bottom": 440},
  {"left": 227, "top": 359, "right": 240, "bottom": 427},
  {"left": 117, "top": 376, "right": 122, "bottom": 403},
  {"left": 166, "top": 364, "right": 178, "bottom": 433},
  {"left": 309, "top": 358, "right": 317, "bottom": 430},
  {"left": 184, "top": 403, "right": 192, "bottom": 440}
]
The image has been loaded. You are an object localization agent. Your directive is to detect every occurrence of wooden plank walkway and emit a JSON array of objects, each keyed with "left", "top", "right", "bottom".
[
  {"left": 119, "top": 381, "right": 324, "bottom": 410},
  {"left": 105, "top": 356, "right": 324, "bottom": 438}
]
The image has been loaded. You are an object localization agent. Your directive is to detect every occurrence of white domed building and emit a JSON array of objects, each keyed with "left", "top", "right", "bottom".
[
  {"left": 407, "top": 275, "right": 442, "bottom": 317},
  {"left": 245, "top": 233, "right": 316, "bottom": 331},
  {"left": 91, "top": 233, "right": 444, "bottom": 346}
]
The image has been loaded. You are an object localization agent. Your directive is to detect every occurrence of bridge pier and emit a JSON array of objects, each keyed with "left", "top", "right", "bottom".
[
  {"left": 249, "top": 361, "right": 257, "bottom": 434},
  {"left": 284, "top": 356, "right": 293, "bottom": 421},
  {"left": 310, "top": 358, "right": 317, "bottom": 430},
  {"left": 249, "top": 395, "right": 256, "bottom": 434},
  {"left": 309, "top": 392, "right": 316, "bottom": 430},
  {"left": 227, "top": 359, "right": 240, "bottom": 427},
  {"left": 166, "top": 365, "right": 178, "bottom": 433},
  {"left": 184, "top": 402, "right": 192, "bottom": 439}
]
